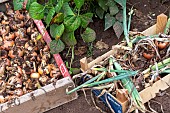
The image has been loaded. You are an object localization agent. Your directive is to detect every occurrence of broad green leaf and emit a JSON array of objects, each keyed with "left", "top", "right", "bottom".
[
  {"left": 61, "top": 32, "right": 77, "bottom": 46},
  {"left": 80, "top": 13, "right": 93, "bottom": 28},
  {"left": 13, "top": 0, "right": 24, "bottom": 10},
  {"left": 26, "top": 0, "right": 37, "bottom": 10},
  {"left": 62, "top": 3, "right": 74, "bottom": 16},
  {"left": 113, "top": 21, "right": 123, "bottom": 38},
  {"left": 98, "top": 0, "right": 108, "bottom": 11},
  {"left": 51, "top": 13, "right": 64, "bottom": 24},
  {"left": 81, "top": 27, "right": 96, "bottom": 43},
  {"left": 29, "top": 2, "right": 44, "bottom": 20},
  {"left": 104, "top": 13, "right": 115, "bottom": 31},
  {"left": 74, "top": 0, "right": 84, "bottom": 9},
  {"left": 45, "top": 7, "right": 55, "bottom": 27},
  {"left": 106, "top": 0, "right": 119, "bottom": 15},
  {"left": 50, "top": 24, "right": 65, "bottom": 39},
  {"left": 50, "top": 39, "right": 65, "bottom": 54},
  {"left": 50, "top": 24, "right": 58, "bottom": 38},
  {"left": 115, "top": 10, "right": 123, "bottom": 22},
  {"left": 55, "top": 0, "right": 64, "bottom": 13},
  {"left": 109, "top": 5, "right": 119, "bottom": 15},
  {"left": 114, "top": 0, "right": 126, "bottom": 8},
  {"left": 95, "top": 6, "right": 104, "bottom": 19},
  {"left": 64, "top": 0, "right": 70, "bottom": 2},
  {"left": 106, "top": 0, "right": 116, "bottom": 7},
  {"left": 64, "top": 15, "right": 81, "bottom": 32}
]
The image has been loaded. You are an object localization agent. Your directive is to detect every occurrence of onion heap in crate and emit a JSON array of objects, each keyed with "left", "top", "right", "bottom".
[{"left": 0, "top": 4, "right": 62, "bottom": 103}]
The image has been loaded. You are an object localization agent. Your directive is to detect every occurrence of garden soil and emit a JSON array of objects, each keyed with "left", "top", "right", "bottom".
[{"left": 47, "top": 0, "right": 170, "bottom": 113}]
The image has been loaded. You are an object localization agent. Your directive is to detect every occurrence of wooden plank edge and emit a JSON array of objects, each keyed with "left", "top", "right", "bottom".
[
  {"left": 80, "top": 50, "right": 115, "bottom": 72},
  {"left": 0, "top": 0, "right": 8, "bottom": 3},
  {"left": 156, "top": 14, "right": 168, "bottom": 34},
  {"left": 0, "top": 77, "right": 78, "bottom": 112},
  {"left": 139, "top": 74, "right": 170, "bottom": 103},
  {"left": 142, "top": 24, "right": 157, "bottom": 36}
]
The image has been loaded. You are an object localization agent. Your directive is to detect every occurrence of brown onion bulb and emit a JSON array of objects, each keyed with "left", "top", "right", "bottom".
[
  {"left": 8, "top": 47, "right": 24, "bottom": 58},
  {"left": 0, "top": 80, "right": 6, "bottom": 93},
  {"left": 14, "top": 89, "right": 24, "bottom": 96},
  {"left": 1, "top": 40, "right": 14, "bottom": 50},
  {"left": 155, "top": 40, "right": 169, "bottom": 50},
  {"left": 0, "top": 95, "right": 5, "bottom": 103},
  {"left": 143, "top": 52, "right": 154, "bottom": 60},
  {"left": 30, "top": 73, "right": 40, "bottom": 79}
]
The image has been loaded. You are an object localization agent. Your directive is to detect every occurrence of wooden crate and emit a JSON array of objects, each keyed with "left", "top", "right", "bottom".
[
  {"left": 0, "top": 2, "right": 78, "bottom": 113},
  {"left": 80, "top": 14, "right": 169, "bottom": 112},
  {"left": 0, "top": 0, "right": 8, "bottom": 3},
  {"left": 0, "top": 77, "right": 77, "bottom": 113}
]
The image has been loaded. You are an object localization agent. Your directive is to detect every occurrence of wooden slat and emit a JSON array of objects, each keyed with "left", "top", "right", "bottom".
[
  {"left": 142, "top": 24, "right": 157, "bottom": 36},
  {"left": 80, "top": 57, "right": 88, "bottom": 72},
  {"left": 139, "top": 74, "right": 170, "bottom": 103},
  {"left": 0, "top": 0, "right": 8, "bottom": 3},
  {"left": 88, "top": 50, "right": 116, "bottom": 69},
  {"left": 1, "top": 77, "right": 78, "bottom": 113},
  {"left": 156, "top": 14, "right": 168, "bottom": 34},
  {"left": 80, "top": 13, "right": 169, "bottom": 113}
]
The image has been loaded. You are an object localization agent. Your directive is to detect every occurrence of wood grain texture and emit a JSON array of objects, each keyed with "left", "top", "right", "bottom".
[
  {"left": 1, "top": 77, "right": 78, "bottom": 113},
  {"left": 156, "top": 13, "right": 167, "bottom": 34},
  {"left": 0, "top": 0, "right": 8, "bottom": 3}
]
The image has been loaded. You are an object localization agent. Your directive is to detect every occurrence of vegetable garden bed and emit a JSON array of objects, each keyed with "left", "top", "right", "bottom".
[
  {"left": 0, "top": 2, "right": 77, "bottom": 113},
  {"left": 68, "top": 14, "right": 170, "bottom": 113},
  {"left": 0, "top": 0, "right": 170, "bottom": 113}
]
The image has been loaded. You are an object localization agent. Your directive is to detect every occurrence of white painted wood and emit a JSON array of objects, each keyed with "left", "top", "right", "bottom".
[
  {"left": 0, "top": 0, "right": 8, "bottom": 3},
  {"left": 0, "top": 77, "right": 78, "bottom": 113}
]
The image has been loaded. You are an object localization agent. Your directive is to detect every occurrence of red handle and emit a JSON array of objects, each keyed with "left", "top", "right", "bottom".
[{"left": 34, "top": 20, "right": 71, "bottom": 78}]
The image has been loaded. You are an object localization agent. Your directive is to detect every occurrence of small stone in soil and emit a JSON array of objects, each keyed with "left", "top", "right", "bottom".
[{"left": 95, "top": 40, "right": 109, "bottom": 50}]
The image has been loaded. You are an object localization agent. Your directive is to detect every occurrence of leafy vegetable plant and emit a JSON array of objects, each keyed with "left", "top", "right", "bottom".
[
  {"left": 95, "top": 0, "right": 123, "bottom": 38},
  {"left": 13, "top": 0, "right": 96, "bottom": 54},
  {"left": 95, "top": 0, "right": 133, "bottom": 47},
  {"left": 13, "top": 0, "right": 96, "bottom": 70}
]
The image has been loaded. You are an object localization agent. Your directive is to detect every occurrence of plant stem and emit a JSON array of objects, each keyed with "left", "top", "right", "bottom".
[
  {"left": 142, "top": 57, "right": 170, "bottom": 75},
  {"left": 78, "top": 8, "right": 80, "bottom": 16},
  {"left": 123, "top": 6, "right": 132, "bottom": 47},
  {"left": 87, "top": 42, "right": 93, "bottom": 57},
  {"left": 164, "top": 18, "right": 170, "bottom": 34},
  {"left": 128, "top": 7, "right": 133, "bottom": 33},
  {"left": 66, "top": 72, "right": 105, "bottom": 94},
  {"left": 69, "top": 46, "right": 74, "bottom": 68},
  {"left": 66, "top": 46, "right": 71, "bottom": 58},
  {"left": 85, "top": 71, "right": 137, "bottom": 87},
  {"left": 131, "top": 35, "right": 159, "bottom": 44}
]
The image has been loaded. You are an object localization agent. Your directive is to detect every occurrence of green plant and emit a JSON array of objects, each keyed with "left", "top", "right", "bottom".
[
  {"left": 87, "top": 42, "right": 93, "bottom": 57},
  {"left": 66, "top": 69, "right": 138, "bottom": 94},
  {"left": 95, "top": 0, "right": 133, "bottom": 47},
  {"left": 13, "top": 0, "right": 96, "bottom": 68},
  {"left": 95, "top": 0, "right": 123, "bottom": 38},
  {"left": 28, "top": 0, "right": 96, "bottom": 53}
]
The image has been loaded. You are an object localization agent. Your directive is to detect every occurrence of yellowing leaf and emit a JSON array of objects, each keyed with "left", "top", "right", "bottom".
[{"left": 45, "top": 7, "right": 55, "bottom": 27}]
